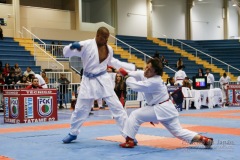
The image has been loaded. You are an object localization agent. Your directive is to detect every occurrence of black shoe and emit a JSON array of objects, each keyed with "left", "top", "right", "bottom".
[
  {"left": 89, "top": 112, "right": 94, "bottom": 116},
  {"left": 59, "top": 106, "right": 64, "bottom": 109}
]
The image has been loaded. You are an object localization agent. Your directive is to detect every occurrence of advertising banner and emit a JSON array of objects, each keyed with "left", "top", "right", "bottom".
[{"left": 3, "top": 89, "right": 58, "bottom": 124}]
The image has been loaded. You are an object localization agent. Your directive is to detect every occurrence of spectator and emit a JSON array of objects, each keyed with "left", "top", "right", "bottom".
[
  {"left": 174, "top": 65, "right": 187, "bottom": 86},
  {"left": 2, "top": 63, "right": 10, "bottom": 77},
  {"left": 161, "top": 55, "right": 168, "bottom": 67},
  {"left": 166, "top": 77, "right": 175, "bottom": 86},
  {"left": 23, "top": 67, "right": 35, "bottom": 77},
  {"left": 28, "top": 73, "right": 48, "bottom": 89},
  {"left": 114, "top": 73, "right": 127, "bottom": 107},
  {"left": 41, "top": 72, "right": 49, "bottom": 84},
  {"left": 0, "top": 61, "right": 3, "bottom": 74},
  {"left": 58, "top": 73, "right": 70, "bottom": 109},
  {"left": 196, "top": 68, "right": 204, "bottom": 77},
  {"left": 219, "top": 73, "right": 231, "bottom": 105},
  {"left": 205, "top": 68, "right": 215, "bottom": 89},
  {"left": 176, "top": 58, "right": 184, "bottom": 69},
  {"left": 14, "top": 63, "right": 22, "bottom": 81},
  {"left": 51, "top": 41, "right": 56, "bottom": 55},
  {"left": 0, "top": 74, "right": 5, "bottom": 110},
  {"left": 26, "top": 78, "right": 43, "bottom": 89},
  {"left": 153, "top": 51, "right": 160, "bottom": 59},
  {"left": 182, "top": 77, "right": 192, "bottom": 89},
  {"left": 5, "top": 72, "right": 17, "bottom": 89},
  {"left": 17, "top": 75, "right": 30, "bottom": 87},
  {"left": 0, "top": 26, "right": 3, "bottom": 40}
]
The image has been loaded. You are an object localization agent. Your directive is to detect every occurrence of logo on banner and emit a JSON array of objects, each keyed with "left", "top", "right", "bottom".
[
  {"left": 24, "top": 97, "right": 34, "bottom": 118},
  {"left": 228, "top": 89, "right": 233, "bottom": 103},
  {"left": 200, "top": 94, "right": 204, "bottom": 102},
  {"left": 219, "top": 97, "right": 222, "bottom": 103},
  {"left": 37, "top": 96, "right": 53, "bottom": 117},
  {"left": 10, "top": 97, "right": 19, "bottom": 118},
  {"left": 206, "top": 97, "right": 209, "bottom": 104},
  {"left": 235, "top": 90, "right": 240, "bottom": 103},
  {"left": 4, "top": 97, "right": 9, "bottom": 118}
]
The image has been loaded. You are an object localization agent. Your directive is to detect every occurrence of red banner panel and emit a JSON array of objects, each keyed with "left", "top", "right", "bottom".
[{"left": 3, "top": 89, "right": 58, "bottom": 124}]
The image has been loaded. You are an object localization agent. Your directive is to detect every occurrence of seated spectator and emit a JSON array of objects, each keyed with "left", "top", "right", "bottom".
[
  {"left": 17, "top": 75, "right": 30, "bottom": 87},
  {"left": 2, "top": 63, "right": 11, "bottom": 77},
  {"left": 0, "top": 74, "right": 5, "bottom": 110},
  {"left": 166, "top": 77, "right": 175, "bottom": 86},
  {"left": 28, "top": 73, "right": 48, "bottom": 88},
  {"left": 182, "top": 77, "right": 192, "bottom": 89},
  {"left": 0, "top": 61, "right": 3, "bottom": 75},
  {"left": 26, "top": 78, "right": 43, "bottom": 89},
  {"left": 5, "top": 72, "right": 17, "bottom": 89},
  {"left": 41, "top": 72, "right": 49, "bottom": 84},
  {"left": 14, "top": 63, "right": 22, "bottom": 80},
  {"left": 23, "top": 67, "right": 35, "bottom": 77}
]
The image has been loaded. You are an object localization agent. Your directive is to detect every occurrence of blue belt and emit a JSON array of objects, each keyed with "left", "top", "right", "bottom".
[{"left": 83, "top": 70, "right": 107, "bottom": 78}]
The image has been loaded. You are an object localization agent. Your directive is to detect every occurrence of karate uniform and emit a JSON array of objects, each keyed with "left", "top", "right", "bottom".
[
  {"left": 219, "top": 76, "right": 230, "bottom": 102},
  {"left": 63, "top": 39, "right": 135, "bottom": 135},
  {"left": 35, "top": 74, "right": 48, "bottom": 88},
  {"left": 205, "top": 73, "right": 215, "bottom": 89},
  {"left": 122, "top": 71, "right": 198, "bottom": 143},
  {"left": 174, "top": 70, "right": 187, "bottom": 86}
]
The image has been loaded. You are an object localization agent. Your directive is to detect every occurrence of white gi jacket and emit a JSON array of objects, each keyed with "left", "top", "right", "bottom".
[
  {"left": 63, "top": 39, "right": 135, "bottom": 99},
  {"left": 174, "top": 70, "right": 187, "bottom": 85},
  {"left": 219, "top": 76, "right": 230, "bottom": 89},
  {"left": 35, "top": 74, "right": 48, "bottom": 88},
  {"left": 205, "top": 73, "right": 215, "bottom": 88},
  {"left": 127, "top": 71, "right": 179, "bottom": 121}
]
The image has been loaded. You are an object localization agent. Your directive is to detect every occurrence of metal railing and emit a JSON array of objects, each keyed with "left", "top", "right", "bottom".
[
  {"left": 110, "top": 34, "right": 152, "bottom": 68},
  {"left": 169, "top": 38, "right": 240, "bottom": 74},
  {"left": 1, "top": 81, "right": 238, "bottom": 109},
  {"left": 153, "top": 30, "right": 240, "bottom": 75},
  {"left": 20, "top": 27, "right": 64, "bottom": 72}
]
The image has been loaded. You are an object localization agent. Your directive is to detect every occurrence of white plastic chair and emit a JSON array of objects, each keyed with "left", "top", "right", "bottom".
[{"left": 182, "top": 87, "right": 195, "bottom": 110}]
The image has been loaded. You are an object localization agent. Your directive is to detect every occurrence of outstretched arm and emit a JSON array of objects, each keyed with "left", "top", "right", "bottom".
[{"left": 63, "top": 42, "right": 83, "bottom": 58}]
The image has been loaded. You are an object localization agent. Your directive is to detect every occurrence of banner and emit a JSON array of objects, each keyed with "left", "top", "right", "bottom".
[{"left": 227, "top": 85, "right": 240, "bottom": 106}]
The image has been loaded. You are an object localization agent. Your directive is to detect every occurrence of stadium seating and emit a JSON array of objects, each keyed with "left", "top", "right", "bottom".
[
  {"left": 0, "top": 37, "right": 41, "bottom": 74},
  {"left": 162, "top": 38, "right": 240, "bottom": 79},
  {"left": 115, "top": 35, "right": 208, "bottom": 80}
]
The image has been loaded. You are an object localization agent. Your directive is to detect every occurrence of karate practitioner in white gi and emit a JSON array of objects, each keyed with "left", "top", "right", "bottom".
[
  {"left": 205, "top": 68, "right": 215, "bottom": 89},
  {"left": 174, "top": 65, "right": 187, "bottom": 86},
  {"left": 118, "top": 58, "right": 213, "bottom": 148},
  {"left": 219, "top": 73, "right": 230, "bottom": 103},
  {"left": 62, "top": 27, "right": 135, "bottom": 143}
]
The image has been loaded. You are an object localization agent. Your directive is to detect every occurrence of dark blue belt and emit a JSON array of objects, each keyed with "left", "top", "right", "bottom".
[{"left": 83, "top": 70, "right": 107, "bottom": 78}]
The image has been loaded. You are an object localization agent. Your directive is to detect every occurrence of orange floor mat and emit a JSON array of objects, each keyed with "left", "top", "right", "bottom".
[{"left": 97, "top": 134, "right": 198, "bottom": 150}]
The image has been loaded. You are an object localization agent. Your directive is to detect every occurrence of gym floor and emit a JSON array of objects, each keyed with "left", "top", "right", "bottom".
[{"left": 0, "top": 106, "right": 239, "bottom": 160}]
